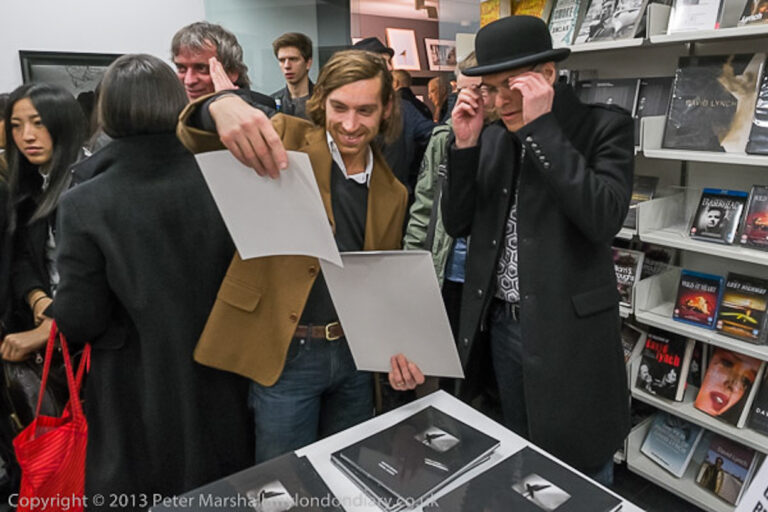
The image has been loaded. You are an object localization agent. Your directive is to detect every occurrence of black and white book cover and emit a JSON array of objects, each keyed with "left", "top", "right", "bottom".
[
  {"left": 333, "top": 406, "right": 499, "bottom": 508},
  {"left": 716, "top": 272, "right": 768, "bottom": 344},
  {"left": 636, "top": 327, "right": 696, "bottom": 401},
  {"left": 152, "top": 453, "right": 342, "bottom": 512},
  {"left": 573, "top": 0, "right": 649, "bottom": 44},
  {"left": 621, "top": 321, "right": 646, "bottom": 364},
  {"left": 612, "top": 247, "right": 645, "bottom": 308},
  {"left": 429, "top": 447, "right": 621, "bottom": 511},
  {"left": 575, "top": 78, "right": 639, "bottom": 112},
  {"left": 740, "top": 185, "right": 768, "bottom": 249},
  {"left": 634, "top": 76, "right": 674, "bottom": 145},
  {"left": 746, "top": 65, "right": 768, "bottom": 154},
  {"left": 623, "top": 174, "right": 659, "bottom": 229},
  {"left": 663, "top": 53, "right": 765, "bottom": 152},
  {"left": 549, "top": 0, "right": 588, "bottom": 47},
  {"left": 739, "top": 0, "right": 768, "bottom": 25},
  {"left": 637, "top": 243, "right": 676, "bottom": 279},
  {"left": 689, "top": 188, "right": 749, "bottom": 245}
]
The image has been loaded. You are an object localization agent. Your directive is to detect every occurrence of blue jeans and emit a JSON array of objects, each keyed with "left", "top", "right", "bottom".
[
  {"left": 490, "top": 301, "right": 614, "bottom": 486},
  {"left": 249, "top": 335, "right": 373, "bottom": 462}
]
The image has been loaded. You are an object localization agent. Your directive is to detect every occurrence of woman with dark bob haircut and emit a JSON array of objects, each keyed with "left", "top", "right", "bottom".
[
  {"left": 52, "top": 53, "right": 253, "bottom": 506},
  {"left": 1, "top": 83, "right": 86, "bottom": 360}
]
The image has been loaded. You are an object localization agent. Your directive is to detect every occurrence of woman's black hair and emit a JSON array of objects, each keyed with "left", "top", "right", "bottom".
[
  {"left": 4, "top": 83, "right": 86, "bottom": 226},
  {"left": 98, "top": 53, "right": 187, "bottom": 138}
]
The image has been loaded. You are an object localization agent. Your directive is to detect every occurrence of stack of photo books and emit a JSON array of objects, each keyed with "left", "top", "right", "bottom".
[
  {"left": 331, "top": 406, "right": 500, "bottom": 512},
  {"left": 151, "top": 452, "right": 343, "bottom": 512},
  {"left": 430, "top": 446, "right": 622, "bottom": 511}
]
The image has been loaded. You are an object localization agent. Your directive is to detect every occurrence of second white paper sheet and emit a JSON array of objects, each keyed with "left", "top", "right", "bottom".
[
  {"left": 321, "top": 251, "right": 464, "bottom": 378},
  {"left": 195, "top": 150, "right": 342, "bottom": 266}
]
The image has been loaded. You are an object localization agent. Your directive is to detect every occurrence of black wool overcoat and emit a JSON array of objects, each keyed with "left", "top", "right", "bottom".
[
  {"left": 52, "top": 134, "right": 253, "bottom": 509},
  {"left": 443, "top": 83, "right": 634, "bottom": 470}
]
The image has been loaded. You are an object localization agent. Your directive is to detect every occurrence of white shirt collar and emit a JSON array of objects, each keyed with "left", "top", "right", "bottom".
[{"left": 326, "top": 131, "right": 373, "bottom": 187}]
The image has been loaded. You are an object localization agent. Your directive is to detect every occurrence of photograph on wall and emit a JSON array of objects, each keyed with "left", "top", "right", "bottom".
[
  {"left": 19, "top": 50, "right": 122, "bottom": 97},
  {"left": 424, "top": 38, "right": 457, "bottom": 71},
  {"left": 385, "top": 28, "right": 421, "bottom": 71}
]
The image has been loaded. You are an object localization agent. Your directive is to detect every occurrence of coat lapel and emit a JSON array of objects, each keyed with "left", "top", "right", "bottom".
[
  {"left": 364, "top": 148, "right": 401, "bottom": 250},
  {"left": 302, "top": 128, "right": 335, "bottom": 232}
]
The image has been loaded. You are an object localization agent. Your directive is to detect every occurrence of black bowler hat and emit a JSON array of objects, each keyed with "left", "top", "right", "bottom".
[
  {"left": 352, "top": 37, "right": 395, "bottom": 58},
  {"left": 463, "top": 16, "right": 571, "bottom": 76}
]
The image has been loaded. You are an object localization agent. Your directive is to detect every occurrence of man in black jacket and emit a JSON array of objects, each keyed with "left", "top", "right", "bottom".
[{"left": 441, "top": 15, "right": 633, "bottom": 484}]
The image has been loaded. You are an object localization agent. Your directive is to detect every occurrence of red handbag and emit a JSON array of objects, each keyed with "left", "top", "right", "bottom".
[{"left": 12, "top": 322, "right": 91, "bottom": 512}]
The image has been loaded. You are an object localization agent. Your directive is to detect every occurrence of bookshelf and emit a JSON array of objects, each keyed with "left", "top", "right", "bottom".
[{"left": 566, "top": 3, "right": 768, "bottom": 508}]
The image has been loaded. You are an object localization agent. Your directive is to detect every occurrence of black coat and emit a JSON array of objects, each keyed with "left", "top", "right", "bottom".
[
  {"left": 9, "top": 198, "right": 54, "bottom": 331},
  {"left": 443, "top": 83, "right": 633, "bottom": 470},
  {"left": 53, "top": 134, "right": 253, "bottom": 507}
]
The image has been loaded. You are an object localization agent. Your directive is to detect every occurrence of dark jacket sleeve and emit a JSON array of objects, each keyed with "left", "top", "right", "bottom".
[
  {"left": 517, "top": 109, "right": 634, "bottom": 243},
  {"left": 441, "top": 142, "right": 481, "bottom": 239},
  {"left": 52, "top": 193, "right": 113, "bottom": 345},
  {"left": 10, "top": 220, "right": 48, "bottom": 304},
  {"left": 190, "top": 89, "right": 278, "bottom": 132}
]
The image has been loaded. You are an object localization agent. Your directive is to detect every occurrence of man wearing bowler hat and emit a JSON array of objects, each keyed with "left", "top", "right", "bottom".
[{"left": 440, "top": 15, "right": 633, "bottom": 483}]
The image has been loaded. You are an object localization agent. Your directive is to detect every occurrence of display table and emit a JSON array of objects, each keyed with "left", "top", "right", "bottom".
[{"left": 296, "top": 390, "right": 644, "bottom": 511}]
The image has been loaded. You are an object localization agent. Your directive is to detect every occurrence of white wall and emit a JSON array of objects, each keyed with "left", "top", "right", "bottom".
[{"left": 0, "top": 0, "right": 206, "bottom": 93}]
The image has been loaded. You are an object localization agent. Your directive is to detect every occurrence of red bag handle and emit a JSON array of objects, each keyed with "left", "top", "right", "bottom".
[{"left": 34, "top": 321, "right": 91, "bottom": 424}]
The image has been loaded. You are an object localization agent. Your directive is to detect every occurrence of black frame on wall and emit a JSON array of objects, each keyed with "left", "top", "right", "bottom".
[{"left": 19, "top": 50, "right": 122, "bottom": 96}]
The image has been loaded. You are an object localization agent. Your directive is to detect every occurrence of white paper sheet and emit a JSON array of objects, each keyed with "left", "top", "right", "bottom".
[
  {"left": 321, "top": 251, "right": 464, "bottom": 378},
  {"left": 195, "top": 150, "right": 342, "bottom": 266}
]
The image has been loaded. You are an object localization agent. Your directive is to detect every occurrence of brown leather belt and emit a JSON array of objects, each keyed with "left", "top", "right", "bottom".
[{"left": 294, "top": 322, "right": 344, "bottom": 341}]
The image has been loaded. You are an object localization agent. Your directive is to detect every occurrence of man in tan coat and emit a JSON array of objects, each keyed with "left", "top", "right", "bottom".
[{"left": 178, "top": 50, "right": 424, "bottom": 461}]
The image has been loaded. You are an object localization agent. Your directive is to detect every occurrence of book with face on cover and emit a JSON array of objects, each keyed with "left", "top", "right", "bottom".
[
  {"left": 689, "top": 188, "right": 749, "bottom": 245},
  {"left": 716, "top": 273, "right": 768, "bottom": 344},
  {"left": 695, "top": 434, "right": 760, "bottom": 506},
  {"left": 694, "top": 347, "right": 764, "bottom": 427},
  {"left": 429, "top": 447, "right": 622, "bottom": 511},
  {"left": 635, "top": 327, "right": 696, "bottom": 401},
  {"left": 573, "top": 0, "right": 649, "bottom": 44},
  {"left": 151, "top": 453, "right": 342, "bottom": 512},
  {"left": 663, "top": 54, "right": 765, "bottom": 152},
  {"left": 332, "top": 406, "right": 499, "bottom": 510}
]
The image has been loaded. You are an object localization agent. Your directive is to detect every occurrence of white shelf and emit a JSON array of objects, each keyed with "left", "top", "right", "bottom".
[
  {"left": 568, "top": 38, "right": 645, "bottom": 53},
  {"left": 626, "top": 417, "right": 735, "bottom": 512},
  {"left": 620, "top": 305, "right": 632, "bottom": 318},
  {"left": 634, "top": 269, "right": 768, "bottom": 361},
  {"left": 650, "top": 23, "right": 768, "bottom": 44},
  {"left": 640, "top": 116, "right": 768, "bottom": 167},
  {"left": 636, "top": 191, "right": 768, "bottom": 266},
  {"left": 640, "top": 227, "right": 768, "bottom": 267},
  {"left": 629, "top": 360, "right": 768, "bottom": 454}
]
